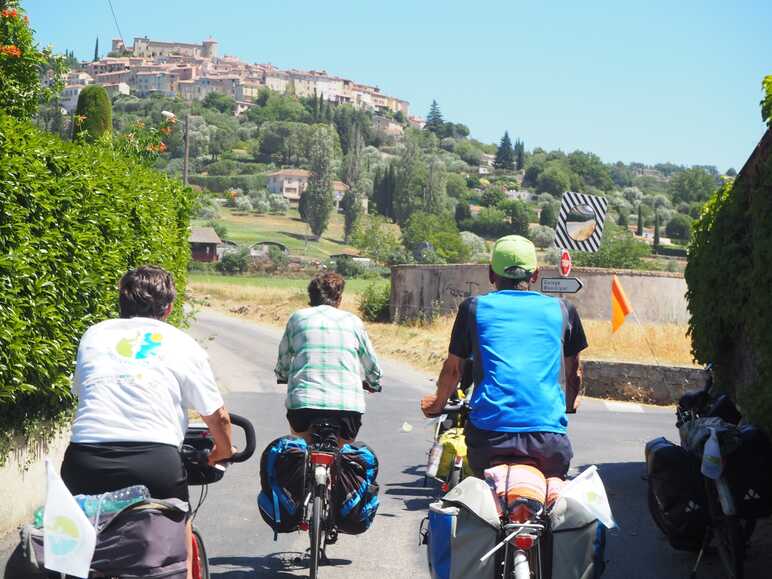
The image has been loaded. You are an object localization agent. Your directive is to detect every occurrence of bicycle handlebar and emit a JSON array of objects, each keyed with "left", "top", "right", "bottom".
[{"left": 228, "top": 413, "right": 256, "bottom": 463}]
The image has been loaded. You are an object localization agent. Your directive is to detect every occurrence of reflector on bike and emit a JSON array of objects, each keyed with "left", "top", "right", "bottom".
[
  {"left": 311, "top": 451, "right": 335, "bottom": 466},
  {"left": 513, "top": 534, "right": 536, "bottom": 550}
]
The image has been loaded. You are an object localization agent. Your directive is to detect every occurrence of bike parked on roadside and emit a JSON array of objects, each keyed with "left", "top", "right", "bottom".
[{"left": 646, "top": 366, "right": 772, "bottom": 579}]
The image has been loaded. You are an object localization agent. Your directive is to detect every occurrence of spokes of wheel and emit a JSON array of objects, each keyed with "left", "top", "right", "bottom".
[{"left": 309, "top": 493, "right": 323, "bottom": 579}]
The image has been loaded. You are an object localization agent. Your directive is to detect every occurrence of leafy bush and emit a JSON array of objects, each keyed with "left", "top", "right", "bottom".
[
  {"left": 216, "top": 247, "right": 250, "bottom": 274},
  {"left": 529, "top": 224, "right": 555, "bottom": 249},
  {"left": 187, "top": 174, "right": 267, "bottom": 193},
  {"left": 573, "top": 222, "right": 650, "bottom": 269},
  {"left": 234, "top": 196, "right": 254, "bottom": 213},
  {"left": 0, "top": 1, "right": 65, "bottom": 120},
  {"left": 248, "top": 189, "right": 270, "bottom": 213},
  {"left": 665, "top": 213, "right": 692, "bottom": 241},
  {"left": 655, "top": 245, "right": 688, "bottom": 258},
  {"left": 461, "top": 207, "right": 510, "bottom": 238},
  {"left": 268, "top": 245, "right": 289, "bottom": 270},
  {"left": 0, "top": 113, "right": 192, "bottom": 445},
  {"left": 269, "top": 193, "right": 289, "bottom": 214},
  {"left": 74, "top": 85, "right": 112, "bottom": 142},
  {"left": 402, "top": 211, "right": 470, "bottom": 264},
  {"left": 334, "top": 256, "right": 367, "bottom": 278},
  {"left": 359, "top": 282, "right": 391, "bottom": 322}
]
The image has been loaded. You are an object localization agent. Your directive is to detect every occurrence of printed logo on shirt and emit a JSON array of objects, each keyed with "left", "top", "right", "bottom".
[{"left": 116, "top": 332, "right": 163, "bottom": 360}]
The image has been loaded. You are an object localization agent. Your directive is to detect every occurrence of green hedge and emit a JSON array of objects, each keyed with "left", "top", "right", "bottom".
[
  {"left": 188, "top": 174, "right": 267, "bottom": 193},
  {"left": 686, "top": 129, "right": 772, "bottom": 432},
  {"left": 654, "top": 245, "right": 688, "bottom": 258},
  {"left": 0, "top": 114, "right": 193, "bottom": 448}
]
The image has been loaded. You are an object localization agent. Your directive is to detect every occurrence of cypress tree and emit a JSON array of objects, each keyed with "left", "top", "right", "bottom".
[
  {"left": 636, "top": 204, "right": 644, "bottom": 236},
  {"left": 654, "top": 211, "right": 661, "bottom": 250},
  {"left": 539, "top": 203, "right": 557, "bottom": 228},
  {"left": 304, "top": 126, "right": 335, "bottom": 238},
  {"left": 494, "top": 131, "right": 515, "bottom": 170},
  {"left": 515, "top": 139, "right": 525, "bottom": 170},
  {"left": 94, "top": 37, "right": 99, "bottom": 62},
  {"left": 73, "top": 85, "right": 112, "bottom": 142},
  {"left": 617, "top": 211, "right": 629, "bottom": 227},
  {"left": 426, "top": 100, "right": 444, "bottom": 134}
]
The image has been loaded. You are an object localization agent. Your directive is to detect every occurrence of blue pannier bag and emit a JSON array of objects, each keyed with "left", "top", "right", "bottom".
[
  {"left": 333, "top": 442, "right": 380, "bottom": 534},
  {"left": 424, "top": 477, "right": 500, "bottom": 579},
  {"left": 257, "top": 436, "right": 308, "bottom": 539}
]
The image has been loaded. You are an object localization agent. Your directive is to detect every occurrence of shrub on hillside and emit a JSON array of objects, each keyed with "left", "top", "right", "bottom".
[
  {"left": 573, "top": 222, "right": 650, "bottom": 269},
  {"left": 188, "top": 174, "right": 267, "bottom": 193},
  {"left": 74, "top": 85, "right": 112, "bottom": 142},
  {"left": 359, "top": 282, "right": 391, "bottom": 323},
  {"left": 216, "top": 247, "right": 250, "bottom": 274},
  {"left": 0, "top": 113, "right": 192, "bottom": 442}
]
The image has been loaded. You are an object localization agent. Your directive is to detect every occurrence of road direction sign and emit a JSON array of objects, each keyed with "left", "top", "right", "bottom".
[{"left": 541, "top": 277, "right": 584, "bottom": 294}]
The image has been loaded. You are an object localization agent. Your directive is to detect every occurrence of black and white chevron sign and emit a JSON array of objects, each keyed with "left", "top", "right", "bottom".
[{"left": 554, "top": 191, "right": 608, "bottom": 252}]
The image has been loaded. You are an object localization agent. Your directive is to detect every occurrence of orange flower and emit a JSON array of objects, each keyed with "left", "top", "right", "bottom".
[
  {"left": 74, "top": 114, "right": 87, "bottom": 124},
  {"left": 24, "top": 15, "right": 28, "bottom": 24},
  {"left": 1, "top": 8, "right": 18, "bottom": 18},
  {"left": 158, "top": 142, "right": 167, "bottom": 152},
  {"left": 0, "top": 45, "right": 21, "bottom": 58},
  {"left": 160, "top": 126, "right": 172, "bottom": 135}
]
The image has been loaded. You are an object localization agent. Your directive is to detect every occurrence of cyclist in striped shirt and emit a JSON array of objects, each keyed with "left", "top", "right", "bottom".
[{"left": 275, "top": 272, "right": 383, "bottom": 442}]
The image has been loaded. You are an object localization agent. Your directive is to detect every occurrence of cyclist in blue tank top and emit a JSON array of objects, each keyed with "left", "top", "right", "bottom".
[{"left": 420, "top": 235, "right": 587, "bottom": 478}]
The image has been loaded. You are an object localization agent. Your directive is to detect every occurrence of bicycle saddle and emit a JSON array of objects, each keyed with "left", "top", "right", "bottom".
[{"left": 309, "top": 419, "right": 341, "bottom": 448}]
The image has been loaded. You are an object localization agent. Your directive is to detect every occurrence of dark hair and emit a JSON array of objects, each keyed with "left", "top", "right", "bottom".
[
  {"left": 119, "top": 265, "right": 176, "bottom": 319},
  {"left": 308, "top": 272, "right": 345, "bottom": 307}
]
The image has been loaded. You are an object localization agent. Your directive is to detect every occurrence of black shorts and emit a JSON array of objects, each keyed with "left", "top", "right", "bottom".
[
  {"left": 465, "top": 422, "right": 573, "bottom": 479},
  {"left": 286, "top": 408, "right": 363, "bottom": 441},
  {"left": 61, "top": 442, "right": 189, "bottom": 502}
]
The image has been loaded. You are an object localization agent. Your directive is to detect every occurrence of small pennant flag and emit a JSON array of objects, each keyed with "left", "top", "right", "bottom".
[{"left": 611, "top": 275, "right": 632, "bottom": 333}]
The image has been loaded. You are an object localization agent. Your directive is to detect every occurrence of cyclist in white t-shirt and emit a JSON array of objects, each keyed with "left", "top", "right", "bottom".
[{"left": 61, "top": 265, "right": 233, "bottom": 577}]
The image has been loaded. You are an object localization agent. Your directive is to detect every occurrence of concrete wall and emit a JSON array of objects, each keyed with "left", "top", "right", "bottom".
[
  {"left": 390, "top": 264, "right": 689, "bottom": 324},
  {"left": 0, "top": 431, "right": 69, "bottom": 539}
]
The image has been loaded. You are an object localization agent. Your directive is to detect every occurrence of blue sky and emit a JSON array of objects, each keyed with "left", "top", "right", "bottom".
[{"left": 25, "top": 0, "right": 771, "bottom": 170}]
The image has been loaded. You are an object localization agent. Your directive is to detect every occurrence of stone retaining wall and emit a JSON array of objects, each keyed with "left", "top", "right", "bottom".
[
  {"left": 0, "top": 431, "right": 69, "bottom": 539},
  {"left": 583, "top": 360, "right": 706, "bottom": 404}
]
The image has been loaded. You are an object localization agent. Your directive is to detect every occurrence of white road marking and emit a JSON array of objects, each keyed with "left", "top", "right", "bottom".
[{"left": 604, "top": 400, "right": 645, "bottom": 413}]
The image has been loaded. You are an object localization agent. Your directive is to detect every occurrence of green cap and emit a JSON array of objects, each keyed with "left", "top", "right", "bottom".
[{"left": 491, "top": 235, "right": 538, "bottom": 280}]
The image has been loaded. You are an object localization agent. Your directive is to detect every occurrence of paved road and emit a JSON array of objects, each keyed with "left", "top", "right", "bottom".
[{"left": 3, "top": 308, "right": 769, "bottom": 578}]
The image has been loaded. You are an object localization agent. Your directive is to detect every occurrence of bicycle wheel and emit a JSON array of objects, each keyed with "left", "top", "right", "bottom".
[
  {"left": 192, "top": 527, "right": 210, "bottom": 579},
  {"left": 309, "top": 492, "right": 323, "bottom": 579},
  {"left": 714, "top": 515, "right": 745, "bottom": 579}
]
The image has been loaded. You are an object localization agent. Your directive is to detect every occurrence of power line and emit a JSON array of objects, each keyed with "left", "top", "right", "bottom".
[{"left": 106, "top": 0, "right": 124, "bottom": 44}]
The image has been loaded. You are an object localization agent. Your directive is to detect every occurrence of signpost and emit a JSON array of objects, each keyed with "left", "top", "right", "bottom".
[{"left": 541, "top": 277, "right": 584, "bottom": 294}]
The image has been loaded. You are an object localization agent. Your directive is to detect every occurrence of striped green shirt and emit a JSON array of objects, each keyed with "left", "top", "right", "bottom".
[{"left": 274, "top": 305, "right": 383, "bottom": 412}]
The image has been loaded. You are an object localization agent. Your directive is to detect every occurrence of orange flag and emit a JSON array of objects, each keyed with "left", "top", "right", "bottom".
[{"left": 611, "top": 275, "right": 632, "bottom": 332}]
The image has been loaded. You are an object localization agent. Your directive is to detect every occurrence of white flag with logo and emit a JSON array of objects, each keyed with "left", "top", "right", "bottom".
[
  {"left": 559, "top": 465, "right": 617, "bottom": 529},
  {"left": 43, "top": 461, "right": 97, "bottom": 578}
]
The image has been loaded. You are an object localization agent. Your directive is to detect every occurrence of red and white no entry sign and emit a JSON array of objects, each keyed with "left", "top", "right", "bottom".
[{"left": 559, "top": 249, "right": 572, "bottom": 277}]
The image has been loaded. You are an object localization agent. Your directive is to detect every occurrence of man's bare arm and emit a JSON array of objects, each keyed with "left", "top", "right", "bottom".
[
  {"left": 200, "top": 406, "right": 233, "bottom": 465},
  {"left": 564, "top": 354, "right": 583, "bottom": 413},
  {"left": 420, "top": 354, "right": 464, "bottom": 417}
]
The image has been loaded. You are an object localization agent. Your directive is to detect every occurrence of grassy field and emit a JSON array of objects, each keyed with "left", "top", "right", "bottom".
[
  {"left": 193, "top": 208, "right": 358, "bottom": 259},
  {"left": 188, "top": 275, "right": 696, "bottom": 372},
  {"left": 188, "top": 273, "right": 386, "bottom": 294}
]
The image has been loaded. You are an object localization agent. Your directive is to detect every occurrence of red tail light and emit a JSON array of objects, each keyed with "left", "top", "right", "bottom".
[
  {"left": 513, "top": 534, "right": 536, "bottom": 550},
  {"left": 441, "top": 482, "right": 449, "bottom": 493},
  {"left": 311, "top": 451, "right": 334, "bottom": 466}
]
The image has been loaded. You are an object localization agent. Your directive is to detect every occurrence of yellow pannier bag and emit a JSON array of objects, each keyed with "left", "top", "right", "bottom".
[{"left": 435, "top": 427, "right": 474, "bottom": 480}]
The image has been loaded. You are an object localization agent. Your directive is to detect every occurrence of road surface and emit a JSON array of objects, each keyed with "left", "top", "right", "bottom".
[{"left": 3, "top": 308, "right": 769, "bottom": 578}]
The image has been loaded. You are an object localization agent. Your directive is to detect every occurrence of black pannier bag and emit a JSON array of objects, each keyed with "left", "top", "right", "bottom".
[
  {"left": 332, "top": 442, "right": 380, "bottom": 535},
  {"left": 257, "top": 436, "right": 308, "bottom": 535},
  {"left": 724, "top": 425, "right": 772, "bottom": 519},
  {"left": 645, "top": 437, "right": 708, "bottom": 551}
]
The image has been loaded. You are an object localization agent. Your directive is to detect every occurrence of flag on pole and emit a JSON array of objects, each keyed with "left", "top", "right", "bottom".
[
  {"left": 611, "top": 275, "right": 632, "bottom": 333},
  {"left": 43, "top": 461, "right": 96, "bottom": 578}
]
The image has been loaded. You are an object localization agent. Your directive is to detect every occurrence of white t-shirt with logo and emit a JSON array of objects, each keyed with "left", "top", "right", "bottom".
[{"left": 70, "top": 317, "right": 224, "bottom": 447}]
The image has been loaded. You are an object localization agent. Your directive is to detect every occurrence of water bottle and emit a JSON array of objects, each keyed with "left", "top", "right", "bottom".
[
  {"left": 74, "top": 485, "right": 151, "bottom": 524},
  {"left": 701, "top": 427, "right": 723, "bottom": 480},
  {"left": 426, "top": 443, "right": 443, "bottom": 478}
]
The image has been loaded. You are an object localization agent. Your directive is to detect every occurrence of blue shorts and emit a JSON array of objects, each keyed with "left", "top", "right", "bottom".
[{"left": 464, "top": 422, "right": 573, "bottom": 479}]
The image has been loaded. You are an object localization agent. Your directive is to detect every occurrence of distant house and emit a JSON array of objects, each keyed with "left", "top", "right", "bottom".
[
  {"left": 189, "top": 227, "right": 222, "bottom": 262},
  {"left": 266, "top": 169, "right": 366, "bottom": 211}
]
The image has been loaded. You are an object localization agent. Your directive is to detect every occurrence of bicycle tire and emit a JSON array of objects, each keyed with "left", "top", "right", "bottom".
[
  {"left": 715, "top": 515, "right": 745, "bottom": 579},
  {"left": 192, "top": 527, "right": 210, "bottom": 579},
  {"left": 309, "top": 492, "right": 323, "bottom": 579}
]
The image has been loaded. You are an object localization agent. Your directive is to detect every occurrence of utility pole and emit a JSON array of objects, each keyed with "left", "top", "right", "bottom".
[{"left": 182, "top": 113, "right": 190, "bottom": 187}]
